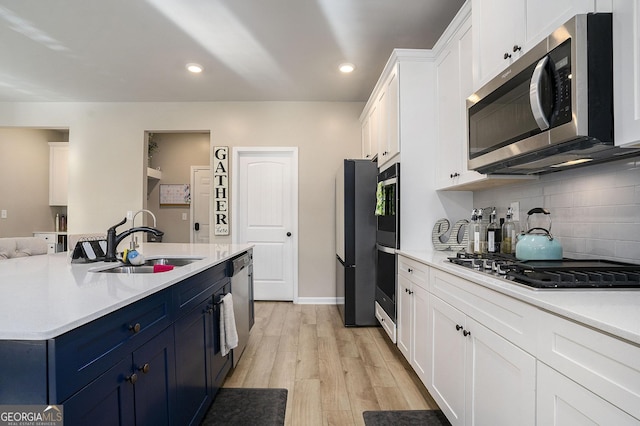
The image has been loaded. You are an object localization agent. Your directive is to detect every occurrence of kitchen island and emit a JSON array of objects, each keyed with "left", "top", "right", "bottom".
[{"left": 0, "top": 243, "right": 253, "bottom": 426}]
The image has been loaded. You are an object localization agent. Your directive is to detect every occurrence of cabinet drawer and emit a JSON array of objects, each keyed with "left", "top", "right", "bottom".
[
  {"left": 537, "top": 362, "right": 639, "bottom": 425},
  {"left": 173, "top": 263, "right": 227, "bottom": 317},
  {"left": 536, "top": 309, "right": 640, "bottom": 420},
  {"left": 33, "top": 233, "right": 55, "bottom": 242},
  {"left": 430, "top": 268, "right": 538, "bottom": 354},
  {"left": 398, "top": 256, "right": 428, "bottom": 289},
  {"left": 375, "top": 301, "right": 396, "bottom": 343},
  {"left": 50, "top": 289, "right": 172, "bottom": 401}
]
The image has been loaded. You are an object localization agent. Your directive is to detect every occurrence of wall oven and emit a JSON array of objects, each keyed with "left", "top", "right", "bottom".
[{"left": 375, "top": 163, "right": 399, "bottom": 337}]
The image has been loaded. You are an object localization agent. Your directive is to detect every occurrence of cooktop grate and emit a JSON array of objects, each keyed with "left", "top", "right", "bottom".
[{"left": 447, "top": 252, "right": 640, "bottom": 289}]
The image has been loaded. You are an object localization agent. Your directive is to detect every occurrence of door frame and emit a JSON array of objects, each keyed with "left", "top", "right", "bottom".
[
  {"left": 231, "top": 147, "right": 299, "bottom": 303},
  {"left": 190, "top": 165, "right": 210, "bottom": 243}
]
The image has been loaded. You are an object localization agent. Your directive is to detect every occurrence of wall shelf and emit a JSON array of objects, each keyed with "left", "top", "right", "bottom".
[{"left": 147, "top": 167, "right": 162, "bottom": 181}]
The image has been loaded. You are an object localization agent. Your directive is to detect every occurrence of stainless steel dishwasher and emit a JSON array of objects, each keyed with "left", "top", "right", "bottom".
[{"left": 227, "top": 251, "right": 253, "bottom": 367}]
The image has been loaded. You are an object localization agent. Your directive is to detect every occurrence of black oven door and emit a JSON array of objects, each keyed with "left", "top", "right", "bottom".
[{"left": 375, "top": 244, "right": 396, "bottom": 321}]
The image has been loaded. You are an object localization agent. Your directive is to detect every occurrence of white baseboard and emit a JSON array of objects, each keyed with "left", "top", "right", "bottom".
[{"left": 295, "top": 297, "right": 342, "bottom": 305}]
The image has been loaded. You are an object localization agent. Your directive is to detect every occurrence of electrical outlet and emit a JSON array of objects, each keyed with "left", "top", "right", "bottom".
[
  {"left": 126, "top": 210, "right": 133, "bottom": 221},
  {"left": 182, "top": 213, "right": 188, "bottom": 221},
  {"left": 1, "top": 209, "right": 6, "bottom": 219},
  {"left": 510, "top": 202, "right": 520, "bottom": 222}
]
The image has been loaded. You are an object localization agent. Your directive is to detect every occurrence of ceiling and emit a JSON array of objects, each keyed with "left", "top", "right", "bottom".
[{"left": 0, "top": 0, "right": 465, "bottom": 102}]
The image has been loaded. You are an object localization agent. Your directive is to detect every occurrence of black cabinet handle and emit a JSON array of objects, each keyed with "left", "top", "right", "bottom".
[
  {"left": 463, "top": 330, "right": 471, "bottom": 337},
  {"left": 456, "top": 324, "right": 463, "bottom": 331},
  {"left": 195, "top": 222, "right": 200, "bottom": 231},
  {"left": 286, "top": 232, "right": 292, "bottom": 237},
  {"left": 513, "top": 45, "right": 522, "bottom": 53},
  {"left": 504, "top": 52, "right": 512, "bottom": 60}
]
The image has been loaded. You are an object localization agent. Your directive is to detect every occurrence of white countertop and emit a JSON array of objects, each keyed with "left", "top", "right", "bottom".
[
  {"left": 398, "top": 249, "right": 640, "bottom": 347},
  {"left": 0, "top": 243, "right": 252, "bottom": 340}
]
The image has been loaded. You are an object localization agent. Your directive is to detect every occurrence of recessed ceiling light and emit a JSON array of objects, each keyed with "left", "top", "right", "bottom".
[
  {"left": 339, "top": 63, "right": 355, "bottom": 73},
  {"left": 186, "top": 63, "right": 203, "bottom": 73}
]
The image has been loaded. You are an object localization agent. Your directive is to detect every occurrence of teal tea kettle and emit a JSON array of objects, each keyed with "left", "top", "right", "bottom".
[{"left": 515, "top": 208, "right": 563, "bottom": 261}]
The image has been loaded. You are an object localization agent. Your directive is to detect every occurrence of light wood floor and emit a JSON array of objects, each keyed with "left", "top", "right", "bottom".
[{"left": 222, "top": 302, "right": 439, "bottom": 426}]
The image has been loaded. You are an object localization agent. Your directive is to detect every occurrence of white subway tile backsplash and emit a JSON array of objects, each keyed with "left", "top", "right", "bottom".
[
  {"left": 546, "top": 192, "right": 573, "bottom": 208},
  {"left": 584, "top": 239, "right": 617, "bottom": 258},
  {"left": 473, "top": 158, "right": 640, "bottom": 264},
  {"left": 614, "top": 241, "right": 640, "bottom": 263},
  {"left": 601, "top": 186, "right": 636, "bottom": 206}
]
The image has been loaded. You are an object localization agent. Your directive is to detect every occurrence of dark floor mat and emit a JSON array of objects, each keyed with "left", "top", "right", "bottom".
[
  {"left": 201, "top": 388, "right": 287, "bottom": 426},
  {"left": 363, "top": 409, "right": 451, "bottom": 426}
]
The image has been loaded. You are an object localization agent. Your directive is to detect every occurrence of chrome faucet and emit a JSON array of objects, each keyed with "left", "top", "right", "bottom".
[
  {"left": 105, "top": 217, "right": 164, "bottom": 262},
  {"left": 130, "top": 209, "right": 157, "bottom": 249}
]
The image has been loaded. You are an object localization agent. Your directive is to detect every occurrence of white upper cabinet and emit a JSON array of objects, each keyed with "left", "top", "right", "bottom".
[
  {"left": 472, "top": 0, "right": 599, "bottom": 90},
  {"left": 435, "top": 16, "right": 484, "bottom": 189},
  {"left": 49, "top": 142, "right": 69, "bottom": 206},
  {"left": 613, "top": 0, "right": 640, "bottom": 147},
  {"left": 377, "top": 64, "right": 399, "bottom": 169},
  {"left": 361, "top": 105, "right": 377, "bottom": 160},
  {"left": 472, "top": 0, "right": 525, "bottom": 89},
  {"left": 360, "top": 50, "right": 433, "bottom": 171},
  {"left": 435, "top": 6, "right": 535, "bottom": 190}
]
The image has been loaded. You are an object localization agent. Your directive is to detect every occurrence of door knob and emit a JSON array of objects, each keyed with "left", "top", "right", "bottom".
[{"left": 286, "top": 232, "right": 292, "bottom": 237}]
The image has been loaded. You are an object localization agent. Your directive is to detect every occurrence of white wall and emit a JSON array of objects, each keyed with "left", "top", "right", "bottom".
[{"left": 0, "top": 101, "right": 364, "bottom": 299}]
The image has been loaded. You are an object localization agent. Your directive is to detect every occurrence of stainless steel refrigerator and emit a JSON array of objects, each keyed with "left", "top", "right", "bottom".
[{"left": 335, "top": 159, "right": 377, "bottom": 326}]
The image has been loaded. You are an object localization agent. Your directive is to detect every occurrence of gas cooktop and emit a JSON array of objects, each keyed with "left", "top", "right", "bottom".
[{"left": 447, "top": 252, "right": 640, "bottom": 289}]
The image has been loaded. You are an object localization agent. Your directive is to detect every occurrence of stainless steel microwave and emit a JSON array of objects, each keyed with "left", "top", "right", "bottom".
[{"left": 466, "top": 14, "right": 637, "bottom": 175}]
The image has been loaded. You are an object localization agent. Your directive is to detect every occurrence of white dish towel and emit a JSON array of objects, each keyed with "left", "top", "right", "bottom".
[{"left": 220, "top": 293, "right": 239, "bottom": 357}]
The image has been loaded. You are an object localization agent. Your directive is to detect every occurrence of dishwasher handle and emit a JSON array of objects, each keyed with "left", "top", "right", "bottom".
[{"left": 227, "top": 254, "right": 252, "bottom": 277}]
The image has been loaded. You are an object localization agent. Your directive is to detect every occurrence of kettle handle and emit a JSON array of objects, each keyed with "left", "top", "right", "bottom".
[
  {"left": 526, "top": 208, "right": 552, "bottom": 233},
  {"left": 525, "top": 227, "right": 554, "bottom": 241},
  {"left": 527, "top": 207, "right": 550, "bottom": 215}
]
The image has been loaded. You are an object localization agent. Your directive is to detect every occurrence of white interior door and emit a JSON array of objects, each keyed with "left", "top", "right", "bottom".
[
  {"left": 191, "top": 166, "right": 210, "bottom": 243},
  {"left": 232, "top": 148, "right": 298, "bottom": 301}
]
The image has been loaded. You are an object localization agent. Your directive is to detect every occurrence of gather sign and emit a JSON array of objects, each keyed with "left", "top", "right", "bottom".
[{"left": 213, "top": 146, "right": 229, "bottom": 235}]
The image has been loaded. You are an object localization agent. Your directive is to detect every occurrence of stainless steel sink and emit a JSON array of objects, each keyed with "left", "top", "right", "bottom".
[
  {"left": 101, "top": 265, "right": 157, "bottom": 274},
  {"left": 93, "top": 257, "right": 203, "bottom": 273},
  {"left": 142, "top": 257, "right": 203, "bottom": 267}
]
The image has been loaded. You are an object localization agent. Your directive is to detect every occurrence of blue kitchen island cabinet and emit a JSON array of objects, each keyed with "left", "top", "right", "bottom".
[
  {"left": 62, "top": 326, "right": 175, "bottom": 426},
  {"left": 174, "top": 267, "right": 231, "bottom": 426},
  {"left": 0, "top": 250, "right": 243, "bottom": 426}
]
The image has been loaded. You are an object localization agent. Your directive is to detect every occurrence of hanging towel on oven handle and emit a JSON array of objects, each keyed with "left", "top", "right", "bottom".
[{"left": 375, "top": 181, "right": 385, "bottom": 216}]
